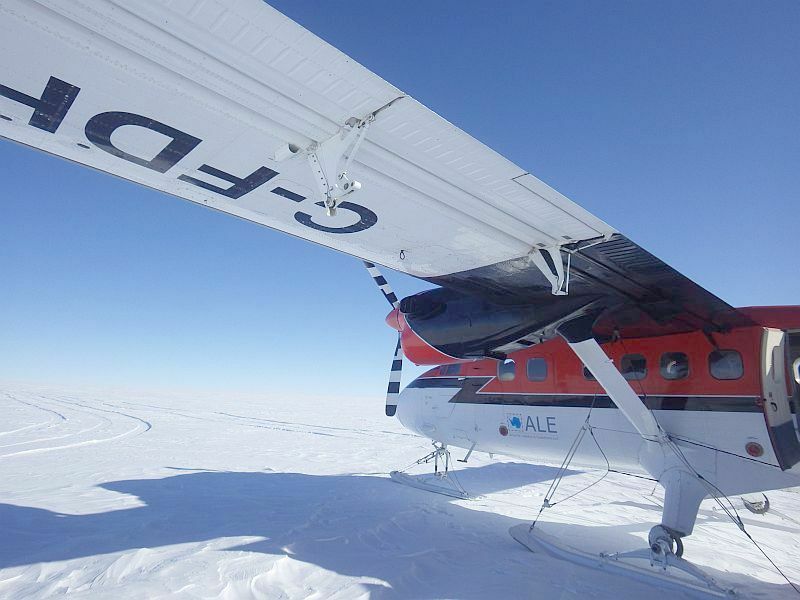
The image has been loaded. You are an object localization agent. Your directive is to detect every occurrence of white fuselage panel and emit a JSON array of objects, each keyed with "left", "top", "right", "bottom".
[{"left": 395, "top": 384, "right": 800, "bottom": 497}]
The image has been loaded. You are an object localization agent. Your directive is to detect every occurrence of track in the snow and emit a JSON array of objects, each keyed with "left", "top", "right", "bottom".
[{"left": 0, "top": 393, "right": 151, "bottom": 459}]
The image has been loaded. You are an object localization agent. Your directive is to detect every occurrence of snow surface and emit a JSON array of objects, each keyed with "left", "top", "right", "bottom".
[{"left": 1, "top": 383, "right": 800, "bottom": 599}]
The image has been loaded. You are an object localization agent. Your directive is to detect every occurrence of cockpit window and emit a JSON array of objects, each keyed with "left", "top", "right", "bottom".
[{"left": 498, "top": 359, "right": 516, "bottom": 382}]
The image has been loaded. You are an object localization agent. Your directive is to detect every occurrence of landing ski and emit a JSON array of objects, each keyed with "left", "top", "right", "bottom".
[
  {"left": 389, "top": 470, "right": 470, "bottom": 499},
  {"left": 509, "top": 524, "right": 734, "bottom": 598}
]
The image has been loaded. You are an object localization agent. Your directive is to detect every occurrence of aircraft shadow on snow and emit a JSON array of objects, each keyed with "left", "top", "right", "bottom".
[{"left": 0, "top": 464, "right": 795, "bottom": 598}]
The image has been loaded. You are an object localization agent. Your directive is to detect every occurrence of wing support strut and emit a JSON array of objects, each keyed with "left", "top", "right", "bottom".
[
  {"left": 557, "top": 314, "right": 662, "bottom": 441},
  {"left": 557, "top": 314, "right": 711, "bottom": 547}
]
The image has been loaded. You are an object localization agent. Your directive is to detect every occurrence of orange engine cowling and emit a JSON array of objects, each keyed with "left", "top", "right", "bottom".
[{"left": 386, "top": 308, "right": 468, "bottom": 366}]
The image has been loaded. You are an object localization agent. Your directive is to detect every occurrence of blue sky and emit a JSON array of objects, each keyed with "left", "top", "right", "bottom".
[{"left": 1, "top": 1, "right": 798, "bottom": 397}]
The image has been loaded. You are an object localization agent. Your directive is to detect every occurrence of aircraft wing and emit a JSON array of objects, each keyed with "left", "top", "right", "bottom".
[{"left": 0, "top": 0, "right": 750, "bottom": 337}]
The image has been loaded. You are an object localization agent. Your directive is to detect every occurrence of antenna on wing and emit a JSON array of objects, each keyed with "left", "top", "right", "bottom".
[{"left": 363, "top": 260, "right": 403, "bottom": 417}]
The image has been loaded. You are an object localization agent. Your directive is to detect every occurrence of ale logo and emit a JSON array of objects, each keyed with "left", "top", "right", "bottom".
[{"left": 504, "top": 413, "right": 559, "bottom": 437}]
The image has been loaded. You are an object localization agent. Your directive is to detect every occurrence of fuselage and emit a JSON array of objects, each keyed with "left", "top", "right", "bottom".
[{"left": 396, "top": 311, "right": 800, "bottom": 497}]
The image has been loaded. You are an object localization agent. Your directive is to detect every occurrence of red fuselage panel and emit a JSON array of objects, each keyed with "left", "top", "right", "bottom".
[{"left": 420, "top": 327, "right": 763, "bottom": 397}]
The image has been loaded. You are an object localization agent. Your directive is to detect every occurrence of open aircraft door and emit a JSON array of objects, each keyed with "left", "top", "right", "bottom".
[
  {"left": 787, "top": 329, "right": 800, "bottom": 471},
  {"left": 762, "top": 328, "right": 800, "bottom": 469},
  {"left": 787, "top": 330, "right": 800, "bottom": 415}
]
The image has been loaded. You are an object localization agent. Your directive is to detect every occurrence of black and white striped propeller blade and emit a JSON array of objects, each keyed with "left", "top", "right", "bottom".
[
  {"left": 363, "top": 261, "right": 402, "bottom": 417},
  {"left": 385, "top": 337, "right": 403, "bottom": 417},
  {"left": 363, "top": 261, "right": 399, "bottom": 310}
]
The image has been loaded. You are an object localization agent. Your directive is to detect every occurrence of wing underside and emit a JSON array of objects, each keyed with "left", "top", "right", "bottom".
[
  {"left": 0, "top": 0, "right": 749, "bottom": 336},
  {"left": 426, "top": 234, "right": 753, "bottom": 347}
]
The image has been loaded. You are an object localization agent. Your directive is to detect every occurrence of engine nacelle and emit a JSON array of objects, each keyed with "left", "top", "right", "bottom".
[{"left": 386, "top": 287, "right": 599, "bottom": 365}]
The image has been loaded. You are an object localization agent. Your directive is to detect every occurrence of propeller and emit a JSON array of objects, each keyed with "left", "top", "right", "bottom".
[{"left": 363, "top": 261, "right": 403, "bottom": 416}]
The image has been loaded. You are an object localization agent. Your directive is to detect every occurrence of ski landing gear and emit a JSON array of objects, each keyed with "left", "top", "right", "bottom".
[
  {"left": 390, "top": 442, "right": 470, "bottom": 499},
  {"left": 511, "top": 472, "right": 735, "bottom": 598},
  {"left": 540, "top": 316, "right": 736, "bottom": 595},
  {"left": 510, "top": 523, "right": 734, "bottom": 598}
]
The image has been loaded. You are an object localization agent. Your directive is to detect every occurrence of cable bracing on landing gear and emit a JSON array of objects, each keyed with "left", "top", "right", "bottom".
[
  {"left": 667, "top": 438, "right": 800, "bottom": 595},
  {"left": 617, "top": 335, "right": 800, "bottom": 593},
  {"left": 390, "top": 441, "right": 469, "bottom": 499},
  {"left": 530, "top": 397, "right": 610, "bottom": 531}
]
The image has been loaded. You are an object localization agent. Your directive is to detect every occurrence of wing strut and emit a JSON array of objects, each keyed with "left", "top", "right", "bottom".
[
  {"left": 557, "top": 314, "right": 662, "bottom": 441},
  {"left": 556, "top": 314, "right": 716, "bottom": 558}
]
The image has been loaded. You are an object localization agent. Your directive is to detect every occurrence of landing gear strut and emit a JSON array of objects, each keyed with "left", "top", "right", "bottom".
[
  {"left": 426, "top": 441, "right": 453, "bottom": 477},
  {"left": 649, "top": 525, "right": 684, "bottom": 561},
  {"left": 389, "top": 442, "right": 471, "bottom": 499}
]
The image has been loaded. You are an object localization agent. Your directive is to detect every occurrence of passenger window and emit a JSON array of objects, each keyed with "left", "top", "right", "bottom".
[
  {"left": 621, "top": 354, "right": 647, "bottom": 380},
  {"left": 498, "top": 359, "right": 516, "bottom": 382},
  {"left": 708, "top": 350, "right": 744, "bottom": 380},
  {"left": 583, "top": 366, "right": 596, "bottom": 381},
  {"left": 440, "top": 364, "right": 461, "bottom": 376},
  {"left": 526, "top": 357, "right": 548, "bottom": 381},
  {"left": 660, "top": 352, "right": 689, "bottom": 380}
]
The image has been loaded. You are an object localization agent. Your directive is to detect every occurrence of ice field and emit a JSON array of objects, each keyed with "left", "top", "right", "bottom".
[{"left": 2, "top": 383, "right": 800, "bottom": 599}]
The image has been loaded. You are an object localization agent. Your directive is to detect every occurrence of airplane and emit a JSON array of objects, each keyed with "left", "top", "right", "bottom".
[{"left": 1, "top": 0, "right": 797, "bottom": 594}]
